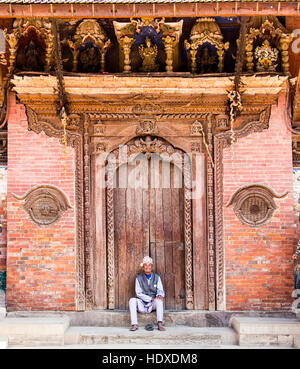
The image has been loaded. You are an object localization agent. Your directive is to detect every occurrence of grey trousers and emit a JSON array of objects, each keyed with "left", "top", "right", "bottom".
[{"left": 129, "top": 297, "right": 164, "bottom": 325}]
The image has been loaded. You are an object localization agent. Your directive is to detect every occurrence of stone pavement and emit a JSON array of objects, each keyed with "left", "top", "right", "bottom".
[{"left": 0, "top": 311, "right": 299, "bottom": 349}]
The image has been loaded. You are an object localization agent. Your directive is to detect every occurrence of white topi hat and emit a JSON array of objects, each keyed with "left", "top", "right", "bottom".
[{"left": 140, "top": 256, "right": 153, "bottom": 267}]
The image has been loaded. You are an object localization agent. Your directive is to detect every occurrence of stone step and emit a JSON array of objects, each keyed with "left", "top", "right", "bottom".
[
  {"left": 8, "top": 310, "right": 295, "bottom": 328},
  {"left": 0, "top": 290, "right": 6, "bottom": 320},
  {"left": 64, "top": 326, "right": 238, "bottom": 346},
  {"left": 0, "top": 316, "right": 70, "bottom": 346},
  {"left": 231, "top": 317, "right": 300, "bottom": 347},
  {"left": 0, "top": 338, "right": 8, "bottom": 349}
]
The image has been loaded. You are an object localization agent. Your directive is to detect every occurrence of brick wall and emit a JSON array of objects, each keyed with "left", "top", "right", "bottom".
[
  {"left": 223, "top": 93, "right": 295, "bottom": 311},
  {"left": 6, "top": 94, "right": 77, "bottom": 311},
  {"left": 0, "top": 166, "right": 7, "bottom": 290}
]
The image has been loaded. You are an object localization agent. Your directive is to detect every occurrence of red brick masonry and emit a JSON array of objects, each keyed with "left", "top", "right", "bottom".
[
  {"left": 223, "top": 93, "right": 295, "bottom": 311},
  {"left": 6, "top": 95, "right": 76, "bottom": 311}
]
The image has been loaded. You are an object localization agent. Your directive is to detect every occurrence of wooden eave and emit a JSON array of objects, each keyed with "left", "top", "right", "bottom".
[
  {"left": 11, "top": 73, "right": 288, "bottom": 123},
  {"left": 0, "top": 1, "right": 299, "bottom": 17}
]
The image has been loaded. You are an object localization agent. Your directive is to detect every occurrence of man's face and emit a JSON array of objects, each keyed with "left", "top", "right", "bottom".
[{"left": 143, "top": 262, "right": 153, "bottom": 275}]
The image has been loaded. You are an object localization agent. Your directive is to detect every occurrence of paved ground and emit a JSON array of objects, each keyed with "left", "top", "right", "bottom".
[{"left": 8, "top": 344, "right": 294, "bottom": 349}]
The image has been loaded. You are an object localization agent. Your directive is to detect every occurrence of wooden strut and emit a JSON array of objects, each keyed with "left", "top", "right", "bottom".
[
  {"left": 227, "top": 16, "right": 249, "bottom": 169},
  {"left": 51, "top": 19, "right": 69, "bottom": 116}
]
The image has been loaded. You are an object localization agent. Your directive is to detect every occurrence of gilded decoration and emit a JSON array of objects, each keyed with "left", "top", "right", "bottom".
[
  {"left": 244, "top": 16, "right": 293, "bottom": 74},
  {"left": 226, "top": 184, "right": 288, "bottom": 227},
  {"left": 113, "top": 18, "right": 182, "bottom": 73},
  {"left": 6, "top": 18, "right": 54, "bottom": 74},
  {"left": 184, "top": 18, "right": 229, "bottom": 74},
  {"left": 12, "top": 184, "right": 72, "bottom": 227},
  {"left": 67, "top": 19, "right": 111, "bottom": 73}
]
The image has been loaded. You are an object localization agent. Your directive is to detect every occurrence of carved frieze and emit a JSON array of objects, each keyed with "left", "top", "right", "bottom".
[
  {"left": 215, "top": 114, "right": 229, "bottom": 132},
  {"left": 12, "top": 185, "right": 72, "bottom": 227},
  {"left": 136, "top": 119, "right": 159, "bottom": 136},
  {"left": 191, "top": 120, "right": 204, "bottom": 136}
]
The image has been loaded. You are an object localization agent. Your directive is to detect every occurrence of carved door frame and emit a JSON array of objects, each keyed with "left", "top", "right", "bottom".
[{"left": 105, "top": 136, "right": 194, "bottom": 310}]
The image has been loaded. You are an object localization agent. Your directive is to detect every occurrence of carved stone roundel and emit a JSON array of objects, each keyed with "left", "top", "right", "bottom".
[
  {"left": 12, "top": 185, "right": 72, "bottom": 227},
  {"left": 226, "top": 185, "right": 288, "bottom": 228},
  {"left": 26, "top": 194, "right": 61, "bottom": 226}
]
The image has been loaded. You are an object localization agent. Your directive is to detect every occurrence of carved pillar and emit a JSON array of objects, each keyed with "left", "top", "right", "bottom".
[
  {"left": 190, "top": 48, "right": 198, "bottom": 74},
  {"left": 279, "top": 35, "right": 293, "bottom": 75},
  {"left": 163, "top": 35, "right": 176, "bottom": 73},
  {"left": 100, "top": 40, "right": 111, "bottom": 73},
  {"left": 6, "top": 33, "right": 18, "bottom": 74},
  {"left": 217, "top": 47, "right": 225, "bottom": 73},
  {"left": 120, "top": 36, "right": 134, "bottom": 73},
  {"left": 245, "top": 39, "right": 254, "bottom": 72},
  {"left": 45, "top": 33, "right": 54, "bottom": 73}
]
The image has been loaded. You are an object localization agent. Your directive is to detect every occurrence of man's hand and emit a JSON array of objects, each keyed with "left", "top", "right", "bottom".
[{"left": 151, "top": 296, "right": 164, "bottom": 302}]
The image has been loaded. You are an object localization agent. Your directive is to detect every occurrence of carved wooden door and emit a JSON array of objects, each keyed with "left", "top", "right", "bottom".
[{"left": 113, "top": 153, "right": 186, "bottom": 310}]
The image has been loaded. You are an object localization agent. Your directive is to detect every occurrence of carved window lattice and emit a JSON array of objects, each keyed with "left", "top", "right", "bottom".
[{"left": 226, "top": 185, "right": 288, "bottom": 228}]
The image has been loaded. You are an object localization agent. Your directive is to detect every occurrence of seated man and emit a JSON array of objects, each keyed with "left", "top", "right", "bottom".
[{"left": 129, "top": 256, "right": 166, "bottom": 331}]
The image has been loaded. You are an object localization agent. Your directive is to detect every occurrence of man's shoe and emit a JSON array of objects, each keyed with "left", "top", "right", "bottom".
[
  {"left": 158, "top": 323, "right": 166, "bottom": 331},
  {"left": 130, "top": 324, "right": 138, "bottom": 331}
]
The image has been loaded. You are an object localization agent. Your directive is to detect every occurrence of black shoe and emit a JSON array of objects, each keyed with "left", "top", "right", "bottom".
[{"left": 145, "top": 323, "right": 154, "bottom": 331}]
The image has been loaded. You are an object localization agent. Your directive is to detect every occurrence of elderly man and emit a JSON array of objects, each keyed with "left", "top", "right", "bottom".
[{"left": 129, "top": 256, "right": 166, "bottom": 331}]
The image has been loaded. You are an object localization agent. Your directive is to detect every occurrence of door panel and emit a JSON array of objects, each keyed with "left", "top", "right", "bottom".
[{"left": 113, "top": 153, "right": 186, "bottom": 310}]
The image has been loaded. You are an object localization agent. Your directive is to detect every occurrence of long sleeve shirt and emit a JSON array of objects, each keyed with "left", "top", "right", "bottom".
[{"left": 135, "top": 274, "right": 165, "bottom": 304}]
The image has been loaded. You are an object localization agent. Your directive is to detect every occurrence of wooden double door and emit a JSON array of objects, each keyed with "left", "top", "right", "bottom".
[{"left": 113, "top": 153, "right": 186, "bottom": 310}]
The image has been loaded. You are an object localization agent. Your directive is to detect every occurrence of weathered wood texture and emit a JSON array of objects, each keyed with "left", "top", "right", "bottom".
[{"left": 113, "top": 154, "right": 185, "bottom": 310}]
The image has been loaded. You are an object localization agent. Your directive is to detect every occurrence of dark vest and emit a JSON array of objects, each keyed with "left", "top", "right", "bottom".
[{"left": 137, "top": 272, "right": 159, "bottom": 299}]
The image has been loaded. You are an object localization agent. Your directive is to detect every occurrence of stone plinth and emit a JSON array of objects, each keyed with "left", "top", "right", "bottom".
[
  {"left": 0, "top": 316, "right": 70, "bottom": 346},
  {"left": 231, "top": 317, "right": 300, "bottom": 347}
]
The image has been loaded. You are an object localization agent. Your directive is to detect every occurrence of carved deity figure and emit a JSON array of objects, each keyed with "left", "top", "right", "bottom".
[
  {"left": 197, "top": 47, "right": 216, "bottom": 74},
  {"left": 79, "top": 46, "right": 99, "bottom": 73},
  {"left": 138, "top": 37, "right": 158, "bottom": 72},
  {"left": 18, "top": 40, "right": 41, "bottom": 71},
  {"left": 254, "top": 39, "right": 278, "bottom": 72}
]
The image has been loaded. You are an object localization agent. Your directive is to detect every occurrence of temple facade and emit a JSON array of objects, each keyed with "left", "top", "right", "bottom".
[{"left": 0, "top": 1, "right": 300, "bottom": 314}]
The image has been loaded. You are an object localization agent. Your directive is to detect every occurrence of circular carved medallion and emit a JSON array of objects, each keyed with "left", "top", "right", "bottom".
[
  {"left": 12, "top": 185, "right": 72, "bottom": 227},
  {"left": 226, "top": 184, "right": 288, "bottom": 228}
]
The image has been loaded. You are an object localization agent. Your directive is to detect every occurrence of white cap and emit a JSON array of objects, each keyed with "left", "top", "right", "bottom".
[{"left": 140, "top": 256, "right": 153, "bottom": 267}]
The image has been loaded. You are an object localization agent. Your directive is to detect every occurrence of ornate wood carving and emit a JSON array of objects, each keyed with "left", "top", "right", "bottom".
[
  {"left": 136, "top": 119, "right": 159, "bottom": 136},
  {"left": 185, "top": 18, "right": 229, "bottom": 74},
  {"left": 226, "top": 184, "right": 288, "bottom": 227},
  {"left": 68, "top": 19, "right": 111, "bottom": 73},
  {"left": 12, "top": 184, "right": 72, "bottom": 227},
  {"left": 244, "top": 16, "right": 293, "bottom": 74},
  {"left": 206, "top": 114, "right": 216, "bottom": 310},
  {"left": 0, "top": 131, "right": 7, "bottom": 165},
  {"left": 7, "top": 18, "right": 54, "bottom": 74},
  {"left": 214, "top": 106, "right": 271, "bottom": 310},
  {"left": 106, "top": 136, "right": 194, "bottom": 310},
  {"left": 113, "top": 18, "right": 182, "bottom": 73}
]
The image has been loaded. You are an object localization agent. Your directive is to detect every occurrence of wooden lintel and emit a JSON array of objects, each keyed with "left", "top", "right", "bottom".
[{"left": 0, "top": 2, "right": 298, "bottom": 18}]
